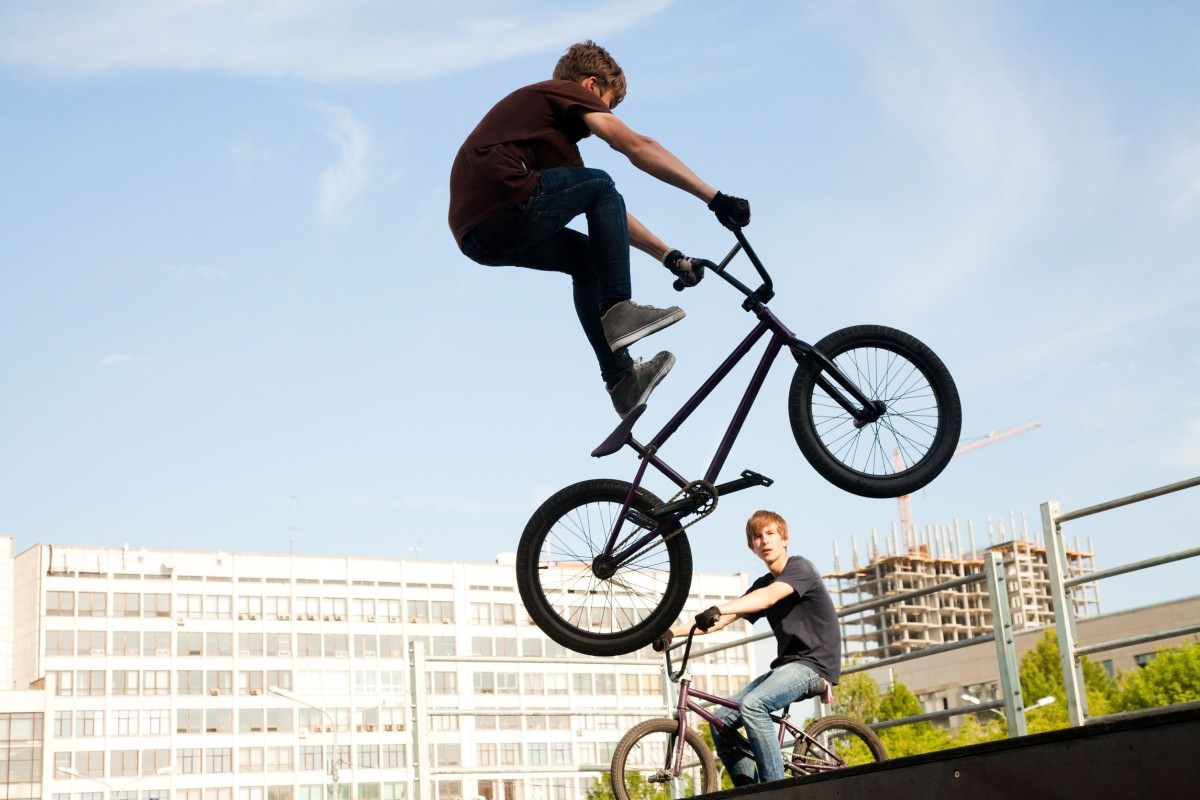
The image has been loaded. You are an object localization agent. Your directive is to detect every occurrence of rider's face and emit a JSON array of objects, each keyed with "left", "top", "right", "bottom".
[{"left": 749, "top": 523, "right": 786, "bottom": 564}]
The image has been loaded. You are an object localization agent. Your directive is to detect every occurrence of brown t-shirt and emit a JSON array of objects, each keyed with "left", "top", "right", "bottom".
[{"left": 448, "top": 79, "right": 612, "bottom": 246}]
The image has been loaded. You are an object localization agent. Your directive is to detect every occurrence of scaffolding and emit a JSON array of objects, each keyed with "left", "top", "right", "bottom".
[{"left": 829, "top": 512, "right": 1101, "bottom": 660}]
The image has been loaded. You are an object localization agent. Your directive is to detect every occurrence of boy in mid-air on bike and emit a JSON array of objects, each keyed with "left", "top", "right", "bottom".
[
  {"left": 448, "top": 40, "right": 750, "bottom": 418},
  {"left": 658, "top": 510, "right": 840, "bottom": 786}
]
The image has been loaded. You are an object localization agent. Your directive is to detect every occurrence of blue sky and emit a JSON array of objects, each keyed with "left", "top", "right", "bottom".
[{"left": 2, "top": 1, "right": 1197, "bottom": 616}]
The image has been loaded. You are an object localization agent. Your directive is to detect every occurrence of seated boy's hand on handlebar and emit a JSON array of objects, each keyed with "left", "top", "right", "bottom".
[{"left": 708, "top": 191, "right": 751, "bottom": 229}]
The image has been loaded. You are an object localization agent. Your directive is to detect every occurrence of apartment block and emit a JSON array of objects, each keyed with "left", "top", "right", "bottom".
[
  {"left": 0, "top": 537, "right": 753, "bottom": 800},
  {"left": 829, "top": 522, "right": 1100, "bottom": 660}
]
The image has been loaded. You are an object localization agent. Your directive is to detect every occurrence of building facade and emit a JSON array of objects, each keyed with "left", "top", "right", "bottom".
[{"left": 1, "top": 538, "right": 754, "bottom": 800}]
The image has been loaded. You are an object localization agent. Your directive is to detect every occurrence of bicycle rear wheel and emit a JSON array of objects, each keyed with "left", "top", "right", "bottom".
[
  {"left": 789, "top": 325, "right": 961, "bottom": 498},
  {"left": 515, "top": 480, "right": 693, "bottom": 657},
  {"left": 790, "top": 715, "right": 887, "bottom": 775},
  {"left": 611, "top": 718, "right": 720, "bottom": 800}
]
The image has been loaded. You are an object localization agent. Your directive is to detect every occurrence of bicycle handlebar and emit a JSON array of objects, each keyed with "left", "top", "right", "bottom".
[
  {"left": 672, "top": 228, "right": 775, "bottom": 309},
  {"left": 663, "top": 624, "right": 700, "bottom": 682}
]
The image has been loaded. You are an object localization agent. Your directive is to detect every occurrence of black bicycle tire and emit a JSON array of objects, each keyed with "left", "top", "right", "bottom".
[
  {"left": 788, "top": 324, "right": 962, "bottom": 498},
  {"left": 611, "top": 717, "right": 720, "bottom": 800},
  {"left": 790, "top": 715, "right": 888, "bottom": 774},
  {"left": 515, "top": 479, "right": 693, "bottom": 657}
]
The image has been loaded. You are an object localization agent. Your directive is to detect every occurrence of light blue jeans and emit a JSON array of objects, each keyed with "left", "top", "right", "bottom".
[{"left": 711, "top": 661, "right": 824, "bottom": 785}]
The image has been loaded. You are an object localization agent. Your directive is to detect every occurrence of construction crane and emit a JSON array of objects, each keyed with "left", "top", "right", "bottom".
[{"left": 896, "top": 420, "right": 1043, "bottom": 545}]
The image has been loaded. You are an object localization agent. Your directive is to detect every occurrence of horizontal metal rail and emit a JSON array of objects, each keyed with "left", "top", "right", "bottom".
[{"left": 1055, "top": 475, "right": 1200, "bottom": 524}]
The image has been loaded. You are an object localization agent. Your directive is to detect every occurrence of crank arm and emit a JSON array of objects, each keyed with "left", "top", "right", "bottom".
[{"left": 714, "top": 469, "right": 774, "bottom": 495}]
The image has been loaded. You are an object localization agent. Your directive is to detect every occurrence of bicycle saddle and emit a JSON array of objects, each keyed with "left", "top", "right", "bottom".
[{"left": 592, "top": 404, "right": 646, "bottom": 458}]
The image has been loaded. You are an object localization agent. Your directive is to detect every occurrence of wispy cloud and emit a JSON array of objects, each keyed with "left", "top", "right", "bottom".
[
  {"left": 312, "top": 102, "right": 369, "bottom": 222},
  {"left": 0, "top": 1, "right": 675, "bottom": 82}
]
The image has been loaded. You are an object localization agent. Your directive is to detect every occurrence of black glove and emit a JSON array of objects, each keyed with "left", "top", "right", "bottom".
[
  {"left": 653, "top": 630, "right": 674, "bottom": 652},
  {"left": 708, "top": 191, "right": 750, "bottom": 229},
  {"left": 663, "top": 249, "right": 711, "bottom": 288},
  {"left": 695, "top": 605, "right": 722, "bottom": 631}
]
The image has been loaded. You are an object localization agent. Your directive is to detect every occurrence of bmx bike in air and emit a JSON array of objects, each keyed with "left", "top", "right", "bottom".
[{"left": 516, "top": 227, "right": 962, "bottom": 656}]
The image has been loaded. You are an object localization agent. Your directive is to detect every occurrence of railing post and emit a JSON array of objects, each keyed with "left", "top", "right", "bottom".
[
  {"left": 1042, "top": 500, "right": 1087, "bottom": 726},
  {"left": 984, "top": 550, "right": 1027, "bottom": 736},
  {"left": 409, "top": 639, "right": 430, "bottom": 800}
]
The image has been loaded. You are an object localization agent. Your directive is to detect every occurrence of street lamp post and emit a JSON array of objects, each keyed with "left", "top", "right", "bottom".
[
  {"left": 269, "top": 685, "right": 341, "bottom": 799},
  {"left": 961, "top": 693, "right": 1056, "bottom": 720},
  {"left": 57, "top": 765, "right": 175, "bottom": 798}
]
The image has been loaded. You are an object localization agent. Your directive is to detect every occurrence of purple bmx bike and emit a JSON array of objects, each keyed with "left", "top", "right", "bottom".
[{"left": 517, "top": 228, "right": 962, "bottom": 656}]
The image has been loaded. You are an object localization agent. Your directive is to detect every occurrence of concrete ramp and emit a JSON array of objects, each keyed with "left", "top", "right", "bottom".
[{"left": 712, "top": 701, "right": 1200, "bottom": 799}]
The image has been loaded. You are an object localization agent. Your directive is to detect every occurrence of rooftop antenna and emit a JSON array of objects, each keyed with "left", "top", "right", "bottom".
[{"left": 287, "top": 495, "right": 299, "bottom": 555}]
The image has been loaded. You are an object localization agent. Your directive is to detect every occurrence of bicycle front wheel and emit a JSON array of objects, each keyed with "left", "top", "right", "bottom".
[
  {"left": 611, "top": 718, "right": 720, "bottom": 800},
  {"left": 789, "top": 325, "right": 961, "bottom": 498},
  {"left": 515, "top": 480, "right": 693, "bottom": 657},
  {"left": 790, "top": 715, "right": 887, "bottom": 776}
]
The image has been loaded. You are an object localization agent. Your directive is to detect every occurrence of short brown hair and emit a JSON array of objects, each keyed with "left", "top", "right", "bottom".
[
  {"left": 745, "top": 510, "right": 789, "bottom": 549},
  {"left": 553, "top": 40, "right": 626, "bottom": 107}
]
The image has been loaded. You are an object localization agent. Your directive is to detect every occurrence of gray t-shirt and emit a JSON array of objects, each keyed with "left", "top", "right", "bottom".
[{"left": 741, "top": 555, "right": 842, "bottom": 682}]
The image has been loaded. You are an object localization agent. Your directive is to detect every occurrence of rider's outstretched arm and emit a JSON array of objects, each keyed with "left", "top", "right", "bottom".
[{"left": 584, "top": 111, "right": 717, "bottom": 203}]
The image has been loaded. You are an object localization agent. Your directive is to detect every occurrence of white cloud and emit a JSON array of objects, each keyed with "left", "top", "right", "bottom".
[
  {"left": 0, "top": 0, "right": 675, "bottom": 82},
  {"left": 312, "top": 102, "right": 370, "bottom": 221}
]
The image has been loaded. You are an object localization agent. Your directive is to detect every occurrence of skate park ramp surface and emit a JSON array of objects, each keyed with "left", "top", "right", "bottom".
[{"left": 708, "top": 701, "right": 1200, "bottom": 799}]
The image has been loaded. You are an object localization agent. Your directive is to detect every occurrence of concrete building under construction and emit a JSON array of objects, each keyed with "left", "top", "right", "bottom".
[{"left": 827, "top": 512, "right": 1101, "bottom": 660}]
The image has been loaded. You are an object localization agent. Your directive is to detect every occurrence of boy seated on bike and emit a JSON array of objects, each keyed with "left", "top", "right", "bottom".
[
  {"left": 658, "top": 509, "right": 840, "bottom": 786},
  {"left": 448, "top": 40, "right": 750, "bottom": 418}
]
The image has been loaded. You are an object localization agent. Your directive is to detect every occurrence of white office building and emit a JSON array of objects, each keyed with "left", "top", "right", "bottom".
[{"left": 0, "top": 537, "right": 753, "bottom": 800}]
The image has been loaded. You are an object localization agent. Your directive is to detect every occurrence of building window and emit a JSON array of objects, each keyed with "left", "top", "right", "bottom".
[
  {"left": 267, "top": 746, "right": 293, "bottom": 772},
  {"left": 77, "top": 670, "right": 105, "bottom": 696},
  {"left": 207, "top": 632, "right": 233, "bottom": 657},
  {"left": 45, "top": 630, "right": 73, "bottom": 656},
  {"left": 77, "top": 630, "right": 106, "bottom": 656},
  {"left": 110, "top": 750, "right": 138, "bottom": 778},
  {"left": 1134, "top": 652, "right": 1157, "bottom": 668},
  {"left": 114, "top": 593, "right": 140, "bottom": 617},
  {"left": 143, "top": 709, "right": 170, "bottom": 736},
  {"left": 177, "top": 709, "right": 202, "bottom": 735},
  {"left": 430, "top": 600, "right": 454, "bottom": 624},
  {"left": 239, "top": 747, "right": 264, "bottom": 773},
  {"left": 110, "top": 671, "right": 138, "bottom": 697},
  {"left": 177, "top": 748, "right": 202, "bottom": 774},
  {"left": 205, "top": 747, "right": 233, "bottom": 773},
  {"left": 177, "top": 670, "right": 203, "bottom": 695},
  {"left": 112, "top": 630, "right": 140, "bottom": 656},
  {"left": 143, "top": 670, "right": 170, "bottom": 696},
  {"left": 143, "top": 593, "right": 171, "bottom": 618},
  {"left": 177, "top": 632, "right": 203, "bottom": 657},
  {"left": 206, "top": 709, "right": 232, "bottom": 734},
  {"left": 78, "top": 592, "right": 106, "bottom": 617},
  {"left": 47, "top": 590, "right": 75, "bottom": 616},
  {"left": 143, "top": 631, "right": 169, "bottom": 656}
]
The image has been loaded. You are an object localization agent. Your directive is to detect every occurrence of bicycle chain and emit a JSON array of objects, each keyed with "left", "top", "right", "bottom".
[{"left": 660, "top": 479, "right": 719, "bottom": 540}]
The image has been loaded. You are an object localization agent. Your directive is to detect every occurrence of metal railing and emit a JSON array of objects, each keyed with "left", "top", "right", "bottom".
[
  {"left": 679, "top": 475, "right": 1200, "bottom": 739},
  {"left": 1042, "top": 475, "right": 1200, "bottom": 726}
]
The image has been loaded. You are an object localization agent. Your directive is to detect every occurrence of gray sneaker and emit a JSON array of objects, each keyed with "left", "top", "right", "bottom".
[
  {"left": 601, "top": 300, "right": 685, "bottom": 352},
  {"left": 608, "top": 351, "right": 676, "bottom": 418}
]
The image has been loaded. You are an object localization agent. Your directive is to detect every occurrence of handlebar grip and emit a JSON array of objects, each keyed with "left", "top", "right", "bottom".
[{"left": 673, "top": 279, "right": 685, "bottom": 292}]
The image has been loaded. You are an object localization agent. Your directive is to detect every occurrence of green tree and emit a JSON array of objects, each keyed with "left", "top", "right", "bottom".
[
  {"left": 1018, "top": 629, "right": 1117, "bottom": 733},
  {"left": 830, "top": 670, "right": 882, "bottom": 723},
  {"left": 875, "top": 681, "right": 954, "bottom": 757},
  {"left": 1113, "top": 638, "right": 1200, "bottom": 711}
]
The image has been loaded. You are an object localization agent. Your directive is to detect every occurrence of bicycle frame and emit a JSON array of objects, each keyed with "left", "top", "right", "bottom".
[
  {"left": 595, "top": 229, "right": 885, "bottom": 573},
  {"left": 659, "top": 632, "right": 846, "bottom": 780}
]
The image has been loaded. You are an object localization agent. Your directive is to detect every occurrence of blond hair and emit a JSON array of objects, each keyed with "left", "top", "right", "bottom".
[
  {"left": 745, "top": 510, "right": 789, "bottom": 549},
  {"left": 552, "top": 40, "right": 626, "bottom": 108}
]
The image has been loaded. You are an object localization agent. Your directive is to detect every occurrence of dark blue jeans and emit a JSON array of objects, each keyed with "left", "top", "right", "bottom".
[
  {"left": 712, "top": 661, "right": 825, "bottom": 785},
  {"left": 460, "top": 166, "right": 634, "bottom": 385}
]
